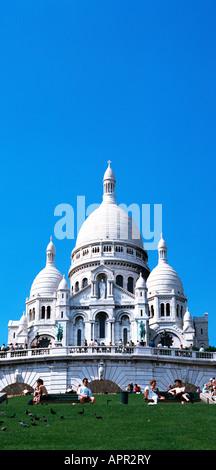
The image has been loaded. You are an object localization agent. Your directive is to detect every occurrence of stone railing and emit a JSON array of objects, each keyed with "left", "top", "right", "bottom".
[{"left": 0, "top": 346, "right": 215, "bottom": 361}]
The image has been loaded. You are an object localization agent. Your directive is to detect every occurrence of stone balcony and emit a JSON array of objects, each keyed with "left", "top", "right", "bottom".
[{"left": 0, "top": 345, "right": 215, "bottom": 362}]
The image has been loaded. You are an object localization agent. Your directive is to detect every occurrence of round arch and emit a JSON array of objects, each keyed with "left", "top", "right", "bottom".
[
  {"left": 89, "top": 379, "right": 121, "bottom": 394},
  {"left": 30, "top": 334, "right": 55, "bottom": 348},
  {"left": 1, "top": 382, "right": 34, "bottom": 396},
  {"left": 152, "top": 330, "right": 182, "bottom": 348}
]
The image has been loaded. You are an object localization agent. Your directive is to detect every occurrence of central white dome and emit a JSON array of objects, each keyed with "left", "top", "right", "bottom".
[
  {"left": 75, "top": 162, "right": 143, "bottom": 250},
  {"left": 75, "top": 200, "right": 143, "bottom": 249}
]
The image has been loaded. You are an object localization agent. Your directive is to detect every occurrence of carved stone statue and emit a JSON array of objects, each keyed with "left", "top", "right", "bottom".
[
  {"left": 99, "top": 279, "right": 106, "bottom": 299},
  {"left": 98, "top": 362, "right": 105, "bottom": 380}
]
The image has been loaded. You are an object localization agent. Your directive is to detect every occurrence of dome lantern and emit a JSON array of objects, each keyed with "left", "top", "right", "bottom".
[
  {"left": 103, "top": 160, "right": 116, "bottom": 203},
  {"left": 158, "top": 233, "right": 167, "bottom": 264},
  {"left": 46, "top": 236, "right": 56, "bottom": 266}
]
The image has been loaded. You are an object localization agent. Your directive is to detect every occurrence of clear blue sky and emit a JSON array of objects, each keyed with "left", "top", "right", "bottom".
[{"left": 0, "top": 0, "right": 215, "bottom": 346}]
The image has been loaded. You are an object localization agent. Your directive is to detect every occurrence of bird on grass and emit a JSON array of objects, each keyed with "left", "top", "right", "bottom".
[
  {"left": 19, "top": 421, "right": 30, "bottom": 427},
  {"left": 1, "top": 427, "right": 6, "bottom": 431},
  {"left": 33, "top": 415, "right": 40, "bottom": 421},
  {"left": 25, "top": 410, "right": 34, "bottom": 417},
  {"left": 50, "top": 408, "right": 56, "bottom": 415},
  {"left": 30, "top": 419, "right": 37, "bottom": 426},
  {"left": 95, "top": 413, "right": 102, "bottom": 419},
  {"left": 42, "top": 416, "right": 48, "bottom": 422},
  {"left": 8, "top": 413, "right": 16, "bottom": 418},
  {"left": 60, "top": 415, "right": 64, "bottom": 419},
  {"left": 1, "top": 410, "right": 6, "bottom": 416},
  {"left": 78, "top": 408, "right": 84, "bottom": 415}
]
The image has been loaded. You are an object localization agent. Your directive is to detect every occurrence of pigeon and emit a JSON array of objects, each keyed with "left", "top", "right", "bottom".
[
  {"left": 31, "top": 419, "right": 37, "bottom": 426},
  {"left": 1, "top": 427, "right": 6, "bottom": 431},
  {"left": 78, "top": 408, "right": 84, "bottom": 415},
  {"left": 33, "top": 415, "right": 40, "bottom": 421},
  {"left": 95, "top": 413, "right": 102, "bottom": 419},
  {"left": 0, "top": 421, "right": 4, "bottom": 424},
  {"left": 59, "top": 415, "right": 64, "bottom": 419},
  {"left": 1, "top": 411, "right": 6, "bottom": 416},
  {"left": 8, "top": 413, "right": 16, "bottom": 418},
  {"left": 42, "top": 416, "right": 48, "bottom": 422},
  {"left": 50, "top": 408, "right": 56, "bottom": 415},
  {"left": 19, "top": 421, "right": 30, "bottom": 427}
]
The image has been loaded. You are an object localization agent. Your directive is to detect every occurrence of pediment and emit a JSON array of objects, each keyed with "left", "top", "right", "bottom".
[
  {"left": 70, "top": 285, "right": 91, "bottom": 305},
  {"left": 113, "top": 284, "right": 135, "bottom": 304},
  {"left": 90, "top": 262, "right": 115, "bottom": 280}
]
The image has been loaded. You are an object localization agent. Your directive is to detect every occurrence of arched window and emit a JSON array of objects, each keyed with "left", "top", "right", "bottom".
[
  {"left": 116, "top": 275, "right": 123, "bottom": 288},
  {"left": 99, "top": 313, "right": 106, "bottom": 338},
  {"left": 75, "top": 281, "right": 79, "bottom": 293},
  {"left": 82, "top": 278, "right": 88, "bottom": 288},
  {"left": 176, "top": 305, "right": 179, "bottom": 317},
  {"left": 151, "top": 305, "right": 154, "bottom": 317},
  {"left": 161, "top": 303, "right": 164, "bottom": 317},
  {"left": 127, "top": 277, "right": 134, "bottom": 293},
  {"left": 180, "top": 306, "right": 183, "bottom": 318},
  {"left": 47, "top": 306, "right": 51, "bottom": 319},
  {"left": 77, "top": 329, "right": 82, "bottom": 346},
  {"left": 166, "top": 303, "right": 170, "bottom": 316},
  {"left": 41, "top": 306, "right": 45, "bottom": 319},
  {"left": 123, "top": 328, "right": 128, "bottom": 345}
]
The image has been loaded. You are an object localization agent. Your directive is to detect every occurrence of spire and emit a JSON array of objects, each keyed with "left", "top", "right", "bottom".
[
  {"left": 46, "top": 236, "right": 56, "bottom": 265},
  {"left": 158, "top": 233, "right": 167, "bottom": 264},
  {"left": 103, "top": 161, "right": 116, "bottom": 203}
]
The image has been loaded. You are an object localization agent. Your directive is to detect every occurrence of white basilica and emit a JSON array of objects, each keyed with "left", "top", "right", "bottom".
[{"left": 8, "top": 163, "right": 209, "bottom": 350}]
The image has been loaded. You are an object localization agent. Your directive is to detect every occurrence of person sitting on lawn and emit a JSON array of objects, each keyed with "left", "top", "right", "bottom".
[
  {"left": 27, "top": 378, "right": 48, "bottom": 405},
  {"left": 77, "top": 378, "right": 95, "bottom": 405},
  {"left": 168, "top": 379, "right": 194, "bottom": 403},
  {"left": 144, "top": 379, "right": 165, "bottom": 405}
]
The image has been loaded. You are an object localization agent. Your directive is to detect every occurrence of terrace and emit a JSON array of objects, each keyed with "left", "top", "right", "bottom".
[{"left": 0, "top": 345, "right": 215, "bottom": 361}]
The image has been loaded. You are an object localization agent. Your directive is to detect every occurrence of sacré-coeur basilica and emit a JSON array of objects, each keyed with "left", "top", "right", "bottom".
[{"left": 8, "top": 163, "right": 208, "bottom": 351}]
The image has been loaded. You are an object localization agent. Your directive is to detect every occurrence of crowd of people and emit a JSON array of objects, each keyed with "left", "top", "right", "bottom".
[{"left": 1, "top": 343, "right": 28, "bottom": 351}]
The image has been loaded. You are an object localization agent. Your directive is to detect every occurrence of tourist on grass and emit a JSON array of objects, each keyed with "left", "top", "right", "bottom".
[
  {"left": 144, "top": 379, "right": 165, "bottom": 405},
  {"left": 77, "top": 378, "right": 95, "bottom": 404},
  {"left": 27, "top": 378, "right": 48, "bottom": 405},
  {"left": 168, "top": 379, "right": 194, "bottom": 403}
]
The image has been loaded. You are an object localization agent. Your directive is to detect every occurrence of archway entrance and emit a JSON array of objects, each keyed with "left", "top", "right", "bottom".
[{"left": 31, "top": 335, "right": 54, "bottom": 348}]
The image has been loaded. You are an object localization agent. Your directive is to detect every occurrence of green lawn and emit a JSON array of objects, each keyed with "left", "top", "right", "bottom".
[{"left": 0, "top": 394, "right": 215, "bottom": 450}]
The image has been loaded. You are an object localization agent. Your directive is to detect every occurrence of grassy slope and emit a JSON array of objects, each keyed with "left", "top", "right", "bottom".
[{"left": 0, "top": 394, "right": 215, "bottom": 450}]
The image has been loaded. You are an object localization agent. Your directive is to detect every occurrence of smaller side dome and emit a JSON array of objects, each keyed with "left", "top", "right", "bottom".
[
  {"left": 135, "top": 272, "right": 146, "bottom": 288},
  {"left": 58, "top": 275, "right": 69, "bottom": 291},
  {"left": 184, "top": 308, "right": 193, "bottom": 324}
]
